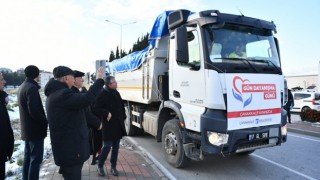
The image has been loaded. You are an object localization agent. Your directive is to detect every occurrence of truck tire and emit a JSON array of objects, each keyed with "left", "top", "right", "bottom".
[
  {"left": 162, "top": 119, "right": 190, "bottom": 168},
  {"left": 125, "top": 106, "right": 138, "bottom": 136}
]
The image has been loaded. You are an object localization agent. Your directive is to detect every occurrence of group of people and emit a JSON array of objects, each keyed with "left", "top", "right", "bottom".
[{"left": 0, "top": 64, "right": 127, "bottom": 180}]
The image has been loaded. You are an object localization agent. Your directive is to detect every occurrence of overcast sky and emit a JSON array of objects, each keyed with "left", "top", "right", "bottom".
[{"left": 0, "top": 0, "right": 319, "bottom": 75}]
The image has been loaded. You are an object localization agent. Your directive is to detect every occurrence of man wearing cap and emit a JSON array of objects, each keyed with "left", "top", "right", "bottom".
[
  {"left": 18, "top": 65, "right": 48, "bottom": 180},
  {"left": 73, "top": 70, "right": 102, "bottom": 165},
  {"left": 44, "top": 66, "right": 104, "bottom": 180}
]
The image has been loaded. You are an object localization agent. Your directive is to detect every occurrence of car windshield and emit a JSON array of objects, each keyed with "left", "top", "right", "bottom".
[{"left": 204, "top": 24, "right": 281, "bottom": 68}]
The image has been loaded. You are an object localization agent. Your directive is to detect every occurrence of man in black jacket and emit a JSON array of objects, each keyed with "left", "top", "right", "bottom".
[
  {"left": 284, "top": 89, "right": 294, "bottom": 124},
  {"left": 72, "top": 70, "right": 102, "bottom": 165},
  {"left": 93, "top": 76, "right": 127, "bottom": 177},
  {"left": 0, "top": 73, "right": 14, "bottom": 179},
  {"left": 18, "top": 65, "right": 48, "bottom": 180},
  {"left": 45, "top": 66, "right": 104, "bottom": 180}
]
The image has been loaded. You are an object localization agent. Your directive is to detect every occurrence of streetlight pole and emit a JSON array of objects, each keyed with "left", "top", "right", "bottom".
[{"left": 105, "top": 20, "right": 136, "bottom": 57}]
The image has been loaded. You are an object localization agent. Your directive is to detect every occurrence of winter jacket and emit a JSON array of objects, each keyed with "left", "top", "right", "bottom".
[
  {"left": 0, "top": 91, "right": 14, "bottom": 162},
  {"left": 71, "top": 86, "right": 101, "bottom": 129},
  {"left": 18, "top": 78, "right": 48, "bottom": 140},
  {"left": 93, "top": 88, "right": 127, "bottom": 141},
  {"left": 44, "top": 78, "right": 104, "bottom": 167},
  {"left": 284, "top": 90, "right": 294, "bottom": 110}
]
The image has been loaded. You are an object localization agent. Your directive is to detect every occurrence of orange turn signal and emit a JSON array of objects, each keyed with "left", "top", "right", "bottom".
[{"left": 180, "top": 122, "right": 185, "bottom": 127}]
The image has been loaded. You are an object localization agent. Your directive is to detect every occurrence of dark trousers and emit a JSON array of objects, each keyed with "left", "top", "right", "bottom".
[
  {"left": 23, "top": 139, "right": 44, "bottom": 180},
  {"left": 91, "top": 129, "right": 102, "bottom": 160},
  {"left": 98, "top": 139, "right": 120, "bottom": 168},
  {"left": 285, "top": 107, "right": 291, "bottom": 123},
  {"left": 59, "top": 163, "right": 84, "bottom": 180},
  {"left": 0, "top": 160, "right": 5, "bottom": 180}
]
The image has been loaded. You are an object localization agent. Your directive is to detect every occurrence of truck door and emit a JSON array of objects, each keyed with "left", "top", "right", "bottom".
[{"left": 169, "top": 26, "right": 206, "bottom": 132}]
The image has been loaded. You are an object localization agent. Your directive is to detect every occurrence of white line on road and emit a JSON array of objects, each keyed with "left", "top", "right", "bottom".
[
  {"left": 126, "top": 137, "right": 177, "bottom": 180},
  {"left": 288, "top": 133, "right": 320, "bottom": 143},
  {"left": 252, "top": 154, "right": 317, "bottom": 180}
]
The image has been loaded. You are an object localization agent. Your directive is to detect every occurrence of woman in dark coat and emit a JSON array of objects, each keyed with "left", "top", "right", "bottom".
[
  {"left": 93, "top": 76, "right": 127, "bottom": 177},
  {"left": 0, "top": 73, "right": 14, "bottom": 179}
]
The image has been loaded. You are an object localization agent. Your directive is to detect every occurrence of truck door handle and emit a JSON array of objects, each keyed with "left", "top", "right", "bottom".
[{"left": 173, "top": 90, "right": 180, "bottom": 98}]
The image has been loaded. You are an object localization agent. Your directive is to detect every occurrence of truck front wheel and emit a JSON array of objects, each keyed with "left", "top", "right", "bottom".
[{"left": 162, "top": 119, "right": 190, "bottom": 168}]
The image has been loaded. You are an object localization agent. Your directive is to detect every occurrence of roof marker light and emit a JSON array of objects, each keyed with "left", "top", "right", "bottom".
[{"left": 211, "top": 13, "right": 218, "bottom": 17}]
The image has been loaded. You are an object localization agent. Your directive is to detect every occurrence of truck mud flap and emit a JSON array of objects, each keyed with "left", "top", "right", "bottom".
[{"left": 183, "top": 143, "right": 203, "bottom": 161}]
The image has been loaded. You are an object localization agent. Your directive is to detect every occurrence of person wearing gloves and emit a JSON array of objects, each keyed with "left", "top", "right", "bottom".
[
  {"left": 284, "top": 89, "right": 294, "bottom": 124},
  {"left": 44, "top": 66, "right": 105, "bottom": 180}
]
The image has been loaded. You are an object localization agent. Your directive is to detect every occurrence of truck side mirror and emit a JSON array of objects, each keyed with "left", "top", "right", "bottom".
[{"left": 175, "top": 26, "right": 189, "bottom": 65}]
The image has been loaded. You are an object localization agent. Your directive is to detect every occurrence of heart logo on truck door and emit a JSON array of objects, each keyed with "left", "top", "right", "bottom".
[{"left": 232, "top": 76, "right": 252, "bottom": 108}]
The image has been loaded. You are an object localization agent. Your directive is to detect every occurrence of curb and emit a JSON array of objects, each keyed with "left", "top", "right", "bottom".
[
  {"left": 288, "top": 127, "right": 320, "bottom": 138},
  {"left": 124, "top": 137, "right": 176, "bottom": 180}
]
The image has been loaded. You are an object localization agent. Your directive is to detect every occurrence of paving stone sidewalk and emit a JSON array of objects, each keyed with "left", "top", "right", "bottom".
[
  {"left": 287, "top": 120, "right": 320, "bottom": 138},
  {"left": 39, "top": 139, "right": 168, "bottom": 180}
]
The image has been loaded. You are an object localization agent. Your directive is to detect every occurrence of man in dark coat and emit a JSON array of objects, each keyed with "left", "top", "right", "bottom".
[
  {"left": 284, "top": 89, "right": 294, "bottom": 123},
  {"left": 18, "top": 65, "right": 48, "bottom": 180},
  {"left": 0, "top": 73, "right": 14, "bottom": 179},
  {"left": 44, "top": 66, "right": 104, "bottom": 180},
  {"left": 93, "top": 76, "right": 127, "bottom": 177},
  {"left": 72, "top": 70, "right": 102, "bottom": 165}
]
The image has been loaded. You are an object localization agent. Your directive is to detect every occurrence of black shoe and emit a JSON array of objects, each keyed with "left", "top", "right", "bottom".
[
  {"left": 97, "top": 167, "right": 105, "bottom": 176},
  {"left": 111, "top": 167, "right": 119, "bottom": 176}
]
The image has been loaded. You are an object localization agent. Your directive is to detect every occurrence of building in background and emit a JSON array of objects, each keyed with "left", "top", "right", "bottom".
[
  {"left": 285, "top": 61, "right": 320, "bottom": 92},
  {"left": 39, "top": 71, "right": 53, "bottom": 89},
  {"left": 285, "top": 74, "right": 318, "bottom": 91}
]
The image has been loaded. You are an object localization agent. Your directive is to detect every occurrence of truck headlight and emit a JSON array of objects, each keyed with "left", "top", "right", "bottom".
[
  {"left": 207, "top": 131, "right": 229, "bottom": 146},
  {"left": 281, "top": 124, "right": 287, "bottom": 136}
]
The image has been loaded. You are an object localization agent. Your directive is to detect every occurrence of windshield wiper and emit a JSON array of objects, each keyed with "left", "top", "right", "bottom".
[
  {"left": 214, "top": 57, "right": 259, "bottom": 73},
  {"left": 215, "top": 57, "right": 282, "bottom": 74},
  {"left": 246, "top": 58, "right": 282, "bottom": 74}
]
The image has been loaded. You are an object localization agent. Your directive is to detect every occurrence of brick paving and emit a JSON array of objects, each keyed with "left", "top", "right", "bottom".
[{"left": 39, "top": 139, "right": 168, "bottom": 180}]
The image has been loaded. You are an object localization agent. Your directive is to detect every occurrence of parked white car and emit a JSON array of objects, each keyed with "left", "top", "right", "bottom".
[{"left": 291, "top": 91, "right": 320, "bottom": 113}]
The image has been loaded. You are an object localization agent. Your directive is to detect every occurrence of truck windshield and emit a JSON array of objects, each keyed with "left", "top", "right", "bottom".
[{"left": 204, "top": 24, "right": 281, "bottom": 74}]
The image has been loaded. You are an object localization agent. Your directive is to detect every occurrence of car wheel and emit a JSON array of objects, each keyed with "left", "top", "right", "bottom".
[{"left": 301, "top": 106, "right": 311, "bottom": 113}]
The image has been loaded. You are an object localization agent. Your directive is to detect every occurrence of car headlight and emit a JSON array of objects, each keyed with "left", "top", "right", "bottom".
[
  {"left": 207, "top": 131, "right": 229, "bottom": 146},
  {"left": 281, "top": 124, "right": 287, "bottom": 136}
]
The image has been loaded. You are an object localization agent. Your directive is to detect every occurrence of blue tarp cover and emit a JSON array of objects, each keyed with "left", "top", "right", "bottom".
[{"left": 108, "top": 11, "right": 173, "bottom": 73}]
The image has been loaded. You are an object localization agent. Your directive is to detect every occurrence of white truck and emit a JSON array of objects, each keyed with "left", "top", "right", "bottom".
[{"left": 107, "top": 9, "right": 288, "bottom": 167}]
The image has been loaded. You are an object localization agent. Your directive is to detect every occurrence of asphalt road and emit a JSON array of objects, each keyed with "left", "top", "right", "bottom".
[{"left": 126, "top": 114, "right": 320, "bottom": 180}]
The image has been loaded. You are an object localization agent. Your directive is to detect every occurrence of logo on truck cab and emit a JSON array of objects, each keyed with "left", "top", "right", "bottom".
[{"left": 232, "top": 76, "right": 277, "bottom": 108}]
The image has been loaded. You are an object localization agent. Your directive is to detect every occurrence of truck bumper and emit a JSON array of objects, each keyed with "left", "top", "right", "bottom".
[{"left": 185, "top": 108, "right": 287, "bottom": 156}]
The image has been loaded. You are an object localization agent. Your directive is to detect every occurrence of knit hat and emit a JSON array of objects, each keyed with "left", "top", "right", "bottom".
[
  {"left": 73, "top": 70, "right": 85, "bottom": 78},
  {"left": 53, "top": 66, "right": 74, "bottom": 78},
  {"left": 24, "top": 65, "right": 40, "bottom": 79}
]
